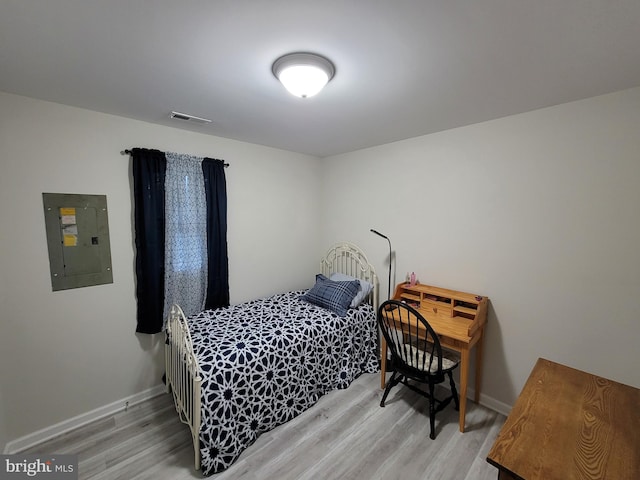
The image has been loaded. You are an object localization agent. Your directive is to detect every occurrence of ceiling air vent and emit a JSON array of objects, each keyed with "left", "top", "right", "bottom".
[{"left": 169, "top": 111, "right": 212, "bottom": 125}]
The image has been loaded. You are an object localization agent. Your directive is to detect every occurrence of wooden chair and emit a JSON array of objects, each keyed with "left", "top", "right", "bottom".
[{"left": 378, "top": 300, "right": 460, "bottom": 439}]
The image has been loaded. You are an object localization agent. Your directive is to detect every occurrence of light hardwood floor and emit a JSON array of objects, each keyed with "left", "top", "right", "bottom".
[{"left": 22, "top": 373, "right": 505, "bottom": 479}]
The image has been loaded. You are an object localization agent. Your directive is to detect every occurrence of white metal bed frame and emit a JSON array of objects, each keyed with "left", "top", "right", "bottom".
[
  {"left": 165, "top": 241, "right": 378, "bottom": 471},
  {"left": 165, "top": 303, "right": 202, "bottom": 469}
]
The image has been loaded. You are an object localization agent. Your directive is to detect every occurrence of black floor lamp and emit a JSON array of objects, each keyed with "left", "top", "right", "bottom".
[{"left": 370, "top": 229, "right": 392, "bottom": 301}]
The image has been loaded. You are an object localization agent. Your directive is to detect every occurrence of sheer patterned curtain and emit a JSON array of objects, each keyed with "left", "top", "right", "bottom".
[{"left": 163, "top": 152, "right": 208, "bottom": 319}]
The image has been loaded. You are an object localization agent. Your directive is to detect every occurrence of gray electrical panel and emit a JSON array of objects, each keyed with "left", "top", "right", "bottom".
[{"left": 43, "top": 193, "right": 113, "bottom": 291}]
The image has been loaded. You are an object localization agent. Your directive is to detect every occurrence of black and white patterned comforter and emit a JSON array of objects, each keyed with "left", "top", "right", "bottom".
[{"left": 186, "top": 290, "right": 379, "bottom": 476}]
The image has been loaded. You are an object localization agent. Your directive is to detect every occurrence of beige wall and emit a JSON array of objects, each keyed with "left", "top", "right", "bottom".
[
  {"left": 0, "top": 92, "right": 322, "bottom": 448},
  {"left": 320, "top": 86, "right": 640, "bottom": 411}
]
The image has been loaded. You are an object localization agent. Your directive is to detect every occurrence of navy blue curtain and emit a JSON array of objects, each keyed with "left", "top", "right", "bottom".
[
  {"left": 131, "top": 149, "right": 229, "bottom": 334},
  {"left": 202, "top": 158, "right": 229, "bottom": 310},
  {"left": 132, "top": 148, "right": 166, "bottom": 334}
]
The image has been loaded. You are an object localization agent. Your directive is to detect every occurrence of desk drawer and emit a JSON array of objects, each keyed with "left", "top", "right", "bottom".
[
  {"left": 440, "top": 337, "right": 464, "bottom": 351},
  {"left": 421, "top": 299, "right": 452, "bottom": 317}
]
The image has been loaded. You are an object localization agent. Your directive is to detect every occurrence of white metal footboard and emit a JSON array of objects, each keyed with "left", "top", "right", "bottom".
[{"left": 165, "top": 304, "right": 202, "bottom": 470}]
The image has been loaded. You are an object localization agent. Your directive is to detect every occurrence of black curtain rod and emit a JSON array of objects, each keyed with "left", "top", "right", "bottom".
[{"left": 121, "top": 149, "right": 229, "bottom": 167}]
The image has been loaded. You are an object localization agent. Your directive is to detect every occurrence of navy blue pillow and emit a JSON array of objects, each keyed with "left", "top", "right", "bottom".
[{"left": 300, "top": 274, "right": 360, "bottom": 317}]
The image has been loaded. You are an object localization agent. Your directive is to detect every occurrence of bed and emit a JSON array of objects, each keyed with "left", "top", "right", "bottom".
[{"left": 165, "top": 242, "right": 379, "bottom": 475}]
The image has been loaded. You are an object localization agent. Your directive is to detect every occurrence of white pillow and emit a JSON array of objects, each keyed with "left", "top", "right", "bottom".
[{"left": 330, "top": 273, "right": 374, "bottom": 308}]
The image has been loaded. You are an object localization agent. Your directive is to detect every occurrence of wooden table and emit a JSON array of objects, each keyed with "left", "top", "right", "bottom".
[
  {"left": 380, "top": 283, "right": 488, "bottom": 433},
  {"left": 487, "top": 358, "right": 640, "bottom": 479}
]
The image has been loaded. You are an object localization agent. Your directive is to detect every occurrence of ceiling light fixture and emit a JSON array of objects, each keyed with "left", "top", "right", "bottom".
[{"left": 272, "top": 52, "right": 335, "bottom": 98}]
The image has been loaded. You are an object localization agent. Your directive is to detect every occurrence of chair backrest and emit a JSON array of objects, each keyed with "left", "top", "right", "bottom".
[{"left": 378, "top": 300, "right": 444, "bottom": 376}]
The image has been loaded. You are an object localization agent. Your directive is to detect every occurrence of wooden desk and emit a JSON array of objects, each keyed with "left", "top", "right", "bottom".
[
  {"left": 380, "top": 283, "right": 488, "bottom": 433},
  {"left": 487, "top": 358, "right": 640, "bottom": 480}
]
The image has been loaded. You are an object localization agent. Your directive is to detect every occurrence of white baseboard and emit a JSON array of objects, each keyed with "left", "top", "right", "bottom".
[
  {"left": 474, "top": 390, "right": 512, "bottom": 417},
  {"left": 445, "top": 384, "right": 513, "bottom": 418},
  {"left": 4, "top": 384, "right": 166, "bottom": 454}
]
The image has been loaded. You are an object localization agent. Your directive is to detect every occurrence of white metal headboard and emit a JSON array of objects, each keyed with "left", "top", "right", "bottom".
[{"left": 320, "top": 241, "right": 379, "bottom": 308}]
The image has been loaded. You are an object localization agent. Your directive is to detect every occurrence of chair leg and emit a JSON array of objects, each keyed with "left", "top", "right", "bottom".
[
  {"left": 448, "top": 371, "right": 460, "bottom": 411},
  {"left": 428, "top": 381, "right": 436, "bottom": 440},
  {"left": 380, "top": 371, "right": 399, "bottom": 407}
]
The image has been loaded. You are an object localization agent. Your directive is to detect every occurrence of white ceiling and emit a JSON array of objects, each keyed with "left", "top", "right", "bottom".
[{"left": 1, "top": 1, "right": 639, "bottom": 157}]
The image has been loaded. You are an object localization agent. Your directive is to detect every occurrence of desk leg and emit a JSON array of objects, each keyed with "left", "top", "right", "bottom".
[
  {"left": 380, "top": 337, "right": 387, "bottom": 389},
  {"left": 459, "top": 348, "right": 469, "bottom": 432},
  {"left": 497, "top": 469, "right": 518, "bottom": 480},
  {"left": 474, "top": 332, "right": 485, "bottom": 403}
]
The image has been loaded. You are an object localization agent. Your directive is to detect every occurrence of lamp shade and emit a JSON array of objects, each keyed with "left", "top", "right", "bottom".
[{"left": 272, "top": 53, "right": 335, "bottom": 98}]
